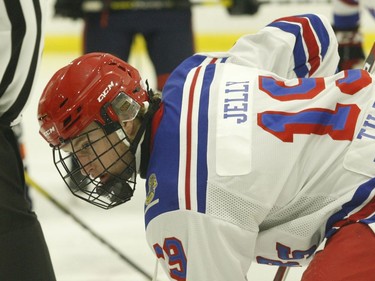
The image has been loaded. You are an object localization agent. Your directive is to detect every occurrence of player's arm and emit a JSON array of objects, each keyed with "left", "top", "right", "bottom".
[{"left": 227, "top": 13, "right": 339, "bottom": 78}]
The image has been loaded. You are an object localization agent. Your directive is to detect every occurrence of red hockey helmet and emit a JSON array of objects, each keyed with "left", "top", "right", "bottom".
[{"left": 38, "top": 52, "right": 148, "bottom": 147}]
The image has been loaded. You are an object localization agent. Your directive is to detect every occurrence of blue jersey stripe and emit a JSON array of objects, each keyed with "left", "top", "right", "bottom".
[
  {"left": 268, "top": 14, "right": 330, "bottom": 77},
  {"left": 196, "top": 65, "right": 216, "bottom": 213},
  {"left": 145, "top": 55, "right": 210, "bottom": 227},
  {"left": 303, "top": 14, "right": 329, "bottom": 59},
  {"left": 268, "top": 21, "right": 309, "bottom": 77}
]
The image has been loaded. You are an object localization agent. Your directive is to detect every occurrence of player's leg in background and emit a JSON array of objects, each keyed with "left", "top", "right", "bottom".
[
  {"left": 301, "top": 223, "right": 375, "bottom": 281},
  {"left": 143, "top": 8, "right": 195, "bottom": 90},
  {"left": 83, "top": 10, "right": 134, "bottom": 59}
]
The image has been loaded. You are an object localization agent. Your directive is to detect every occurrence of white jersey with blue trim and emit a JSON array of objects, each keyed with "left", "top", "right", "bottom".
[{"left": 144, "top": 14, "right": 375, "bottom": 280}]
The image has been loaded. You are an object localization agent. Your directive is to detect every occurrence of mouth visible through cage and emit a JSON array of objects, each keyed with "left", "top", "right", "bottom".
[{"left": 52, "top": 126, "right": 136, "bottom": 209}]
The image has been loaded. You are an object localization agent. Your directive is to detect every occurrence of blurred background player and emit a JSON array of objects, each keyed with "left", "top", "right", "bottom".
[
  {"left": 0, "top": 0, "right": 56, "bottom": 280},
  {"left": 54, "top": 0, "right": 195, "bottom": 91},
  {"left": 53, "top": 0, "right": 260, "bottom": 91},
  {"left": 333, "top": 0, "right": 375, "bottom": 70},
  {"left": 53, "top": 0, "right": 260, "bottom": 187}
]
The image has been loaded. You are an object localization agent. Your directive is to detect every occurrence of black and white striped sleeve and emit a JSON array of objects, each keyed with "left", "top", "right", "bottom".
[{"left": 0, "top": 0, "right": 46, "bottom": 127}]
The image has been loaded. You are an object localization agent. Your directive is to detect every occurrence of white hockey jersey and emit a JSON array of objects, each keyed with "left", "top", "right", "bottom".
[{"left": 144, "top": 14, "right": 375, "bottom": 280}]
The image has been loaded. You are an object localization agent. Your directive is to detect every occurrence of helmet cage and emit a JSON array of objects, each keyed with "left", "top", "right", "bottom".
[
  {"left": 53, "top": 123, "right": 136, "bottom": 209},
  {"left": 37, "top": 52, "right": 160, "bottom": 209}
]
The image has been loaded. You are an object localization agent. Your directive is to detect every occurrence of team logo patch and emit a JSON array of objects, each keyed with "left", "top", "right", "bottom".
[{"left": 146, "top": 173, "right": 158, "bottom": 205}]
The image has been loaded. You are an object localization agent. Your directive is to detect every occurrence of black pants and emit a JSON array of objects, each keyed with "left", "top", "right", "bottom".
[
  {"left": 84, "top": 8, "right": 195, "bottom": 90},
  {"left": 0, "top": 127, "right": 56, "bottom": 281}
]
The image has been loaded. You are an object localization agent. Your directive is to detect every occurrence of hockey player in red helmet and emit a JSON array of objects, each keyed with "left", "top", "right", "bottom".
[
  {"left": 38, "top": 14, "right": 375, "bottom": 281},
  {"left": 38, "top": 52, "right": 160, "bottom": 209}
]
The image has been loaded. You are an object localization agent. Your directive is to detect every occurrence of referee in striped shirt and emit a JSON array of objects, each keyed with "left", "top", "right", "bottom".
[{"left": 0, "top": 1, "right": 56, "bottom": 280}]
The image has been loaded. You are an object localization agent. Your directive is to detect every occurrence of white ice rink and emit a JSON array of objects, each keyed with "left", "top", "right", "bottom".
[{"left": 19, "top": 1, "right": 375, "bottom": 280}]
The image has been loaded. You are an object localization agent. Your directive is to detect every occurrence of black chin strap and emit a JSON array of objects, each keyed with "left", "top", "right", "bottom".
[{"left": 138, "top": 123, "right": 151, "bottom": 179}]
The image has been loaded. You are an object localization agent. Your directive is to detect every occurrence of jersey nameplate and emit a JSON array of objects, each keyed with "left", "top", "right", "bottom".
[
  {"left": 215, "top": 65, "right": 253, "bottom": 176},
  {"left": 344, "top": 101, "right": 375, "bottom": 177}
]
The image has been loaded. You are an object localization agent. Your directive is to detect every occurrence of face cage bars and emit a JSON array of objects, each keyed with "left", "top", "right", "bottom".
[{"left": 52, "top": 126, "right": 137, "bottom": 209}]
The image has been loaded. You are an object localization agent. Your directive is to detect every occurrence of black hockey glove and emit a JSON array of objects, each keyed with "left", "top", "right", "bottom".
[
  {"left": 227, "top": 0, "right": 260, "bottom": 15},
  {"left": 54, "top": 0, "right": 84, "bottom": 19},
  {"left": 334, "top": 26, "right": 366, "bottom": 70}
]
